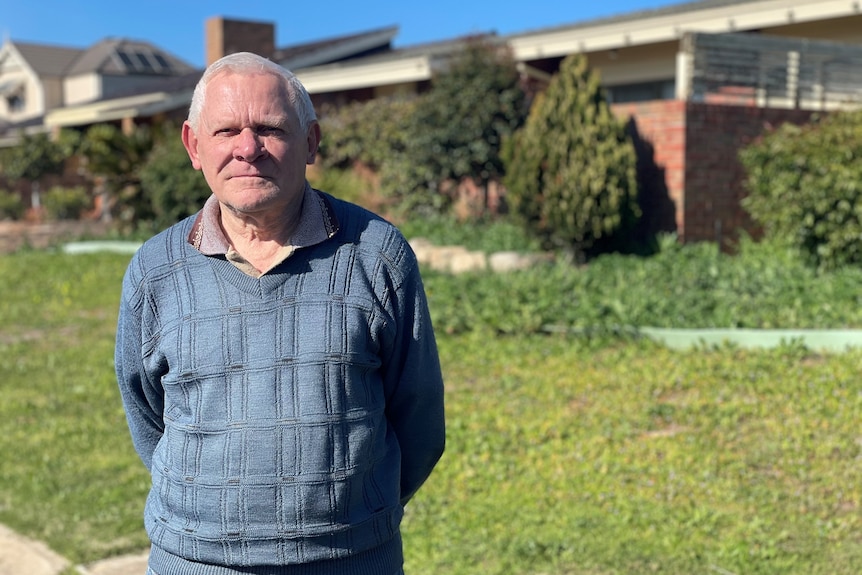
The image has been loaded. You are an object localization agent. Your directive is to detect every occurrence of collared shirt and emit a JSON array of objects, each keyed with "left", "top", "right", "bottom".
[{"left": 187, "top": 182, "right": 339, "bottom": 277}]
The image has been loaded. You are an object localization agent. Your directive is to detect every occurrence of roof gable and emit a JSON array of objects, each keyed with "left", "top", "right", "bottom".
[
  {"left": 66, "top": 38, "right": 195, "bottom": 76},
  {"left": 9, "top": 41, "right": 83, "bottom": 77}
]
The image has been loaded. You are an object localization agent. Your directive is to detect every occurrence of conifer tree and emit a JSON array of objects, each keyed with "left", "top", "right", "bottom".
[{"left": 503, "top": 53, "right": 639, "bottom": 259}]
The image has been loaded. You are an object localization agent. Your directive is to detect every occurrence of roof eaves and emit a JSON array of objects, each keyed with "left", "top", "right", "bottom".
[
  {"left": 505, "top": 0, "right": 862, "bottom": 60},
  {"left": 278, "top": 25, "right": 399, "bottom": 70},
  {"left": 44, "top": 88, "right": 194, "bottom": 128}
]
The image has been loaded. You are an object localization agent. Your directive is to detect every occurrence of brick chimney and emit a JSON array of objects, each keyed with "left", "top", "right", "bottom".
[{"left": 205, "top": 17, "right": 276, "bottom": 66}]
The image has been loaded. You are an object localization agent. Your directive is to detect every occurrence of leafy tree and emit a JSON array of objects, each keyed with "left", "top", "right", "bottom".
[
  {"left": 42, "top": 185, "right": 90, "bottom": 220},
  {"left": 138, "top": 126, "right": 211, "bottom": 231},
  {"left": 0, "top": 132, "right": 66, "bottom": 181},
  {"left": 318, "top": 96, "right": 418, "bottom": 172},
  {"left": 503, "top": 53, "right": 640, "bottom": 260},
  {"left": 380, "top": 39, "right": 526, "bottom": 215},
  {"left": 78, "top": 123, "right": 155, "bottom": 224},
  {"left": 0, "top": 131, "right": 78, "bottom": 212},
  {"left": 740, "top": 110, "right": 862, "bottom": 271}
]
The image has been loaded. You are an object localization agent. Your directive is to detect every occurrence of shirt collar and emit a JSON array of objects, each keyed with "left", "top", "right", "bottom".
[{"left": 188, "top": 182, "right": 339, "bottom": 256}]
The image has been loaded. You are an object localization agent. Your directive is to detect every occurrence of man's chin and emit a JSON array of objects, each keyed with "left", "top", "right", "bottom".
[{"left": 219, "top": 188, "right": 283, "bottom": 213}]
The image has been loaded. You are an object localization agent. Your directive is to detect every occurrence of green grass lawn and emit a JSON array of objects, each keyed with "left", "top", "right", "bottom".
[{"left": 2, "top": 251, "right": 862, "bottom": 573}]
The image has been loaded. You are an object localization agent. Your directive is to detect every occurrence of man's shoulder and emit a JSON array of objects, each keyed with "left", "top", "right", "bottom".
[
  {"left": 319, "top": 191, "right": 408, "bottom": 252},
  {"left": 126, "top": 215, "right": 198, "bottom": 281},
  {"left": 318, "top": 191, "right": 419, "bottom": 274}
]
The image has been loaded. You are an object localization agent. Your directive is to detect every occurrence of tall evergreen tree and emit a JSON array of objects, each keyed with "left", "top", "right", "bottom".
[{"left": 503, "top": 53, "right": 639, "bottom": 259}]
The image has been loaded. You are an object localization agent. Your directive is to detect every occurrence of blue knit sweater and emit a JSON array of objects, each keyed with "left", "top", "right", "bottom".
[{"left": 115, "top": 192, "right": 445, "bottom": 575}]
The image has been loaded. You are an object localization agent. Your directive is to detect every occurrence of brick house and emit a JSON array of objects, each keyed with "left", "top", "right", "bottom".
[{"left": 4, "top": 0, "right": 862, "bottom": 243}]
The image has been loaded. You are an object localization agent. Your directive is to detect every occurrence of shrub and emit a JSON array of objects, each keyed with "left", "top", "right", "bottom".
[
  {"left": 79, "top": 123, "right": 155, "bottom": 228},
  {"left": 398, "top": 213, "right": 541, "bottom": 253},
  {"left": 318, "top": 96, "right": 417, "bottom": 172},
  {"left": 307, "top": 167, "right": 379, "bottom": 212},
  {"left": 42, "top": 186, "right": 90, "bottom": 220},
  {"left": 0, "top": 132, "right": 67, "bottom": 182},
  {"left": 740, "top": 109, "right": 862, "bottom": 271},
  {"left": 420, "top": 233, "right": 862, "bottom": 336},
  {"left": 380, "top": 40, "right": 526, "bottom": 216},
  {"left": 138, "top": 127, "right": 211, "bottom": 231},
  {"left": 317, "top": 41, "right": 526, "bottom": 219},
  {"left": 0, "top": 189, "right": 24, "bottom": 220},
  {"left": 503, "top": 53, "right": 640, "bottom": 259}
]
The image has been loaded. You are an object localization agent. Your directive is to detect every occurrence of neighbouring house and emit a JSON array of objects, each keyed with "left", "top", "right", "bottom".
[
  {"left": 3, "top": 0, "right": 862, "bottom": 244},
  {"left": 0, "top": 37, "right": 194, "bottom": 143}
]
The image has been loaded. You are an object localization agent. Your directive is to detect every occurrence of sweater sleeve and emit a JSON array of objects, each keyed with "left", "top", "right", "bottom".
[
  {"left": 381, "top": 250, "right": 446, "bottom": 506},
  {"left": 115, "top": 262, "right": 165, "bottom": 471}
]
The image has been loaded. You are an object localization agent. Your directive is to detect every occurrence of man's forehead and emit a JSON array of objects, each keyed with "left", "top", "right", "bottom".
[
  {"left": 202, "top": 72, "right": 296, "bottom": 118},
  {"left": 206, "top": 70, "right": 288, "bottom": 95}
]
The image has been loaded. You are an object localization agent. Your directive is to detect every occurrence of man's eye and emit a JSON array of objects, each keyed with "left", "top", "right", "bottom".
[{"left": 258, "top": 126, "right": 283, "bottom": 135}]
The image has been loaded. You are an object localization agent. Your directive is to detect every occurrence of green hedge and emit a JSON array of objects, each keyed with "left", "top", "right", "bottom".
[
  {"left": 422, "top": 234, "right": 862, "bottom": 335},
  {"left": 740, "top": 109, "right": 862, "bottom": 271}
]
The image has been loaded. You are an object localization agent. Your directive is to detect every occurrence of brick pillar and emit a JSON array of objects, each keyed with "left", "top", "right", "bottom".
[{"left": 205, "top": 17, "right": 276, "bottom": 66}]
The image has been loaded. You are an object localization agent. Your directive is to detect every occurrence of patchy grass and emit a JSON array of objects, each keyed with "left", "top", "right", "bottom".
[
  {"left": 2, "top": 251, "right": 862, "bottom": 573},
  {"left": 404, "top": 334, "right": 862, "bottom": 574}
]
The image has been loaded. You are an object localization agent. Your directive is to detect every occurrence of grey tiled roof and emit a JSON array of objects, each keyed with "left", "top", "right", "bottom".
[
  {"left": 65, "top": 38, "right": 195, "bottom": 76},
  {"left": 13, "top": 42, "right": 83, "bottom": 76}
]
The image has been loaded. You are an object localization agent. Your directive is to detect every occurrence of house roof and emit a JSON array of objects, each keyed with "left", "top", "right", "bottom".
[
  {"left": 65, "top": 38, "right": 195, "bottom": 76},
  {"left": 33, "top": 0, "right": 862, "bottom": 129},
  {"left": 507, "top": 0, "right": 862, "bottom": 60},
  {"left": 44, "top": 25, "right": 406, "bottom": 127},
  {"left": 273, "top": 25, "right": 399, "bottom": 70},
  {"left": 509, "top": 0, "right": 759, "bottom": 38},
  {"left": 12, "top": 42, "right": 83, "bottom": 76},
  {"left": 294, "top": 31, "right": 499, "bottom": 93}
]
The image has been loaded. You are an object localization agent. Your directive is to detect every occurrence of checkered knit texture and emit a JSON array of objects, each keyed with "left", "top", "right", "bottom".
[{"left": 116, "top": 193, "right": 445, "bottom": 574}]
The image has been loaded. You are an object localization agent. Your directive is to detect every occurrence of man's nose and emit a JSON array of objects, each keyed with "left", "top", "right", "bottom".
[{"left": 234, "top": 128, "right": 266, "bottom": 162}]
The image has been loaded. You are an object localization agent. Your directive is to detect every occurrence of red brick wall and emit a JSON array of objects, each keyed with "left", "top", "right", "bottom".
[
  {"left": 612, "top": 100, "right": 820, "bottom": 247},
  {"left": 683, "top": 103, "right": 818, "bottom": 246},
  {"left": 612, "top": 100, "right": 687, "bottom": 238},
  {"left": 206, "top": 17, "right": 275, "bottom": 66}
]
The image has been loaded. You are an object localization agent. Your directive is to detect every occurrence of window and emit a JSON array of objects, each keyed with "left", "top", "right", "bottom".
[
  {"left": 7, "top": 93, "right": 24, "bottom": 112},
  {"left": 606, "top": 80, "right": 676, "bottom": 103},
  {"left": 114, "top": 48, "right": 174, "bottom": 74}
]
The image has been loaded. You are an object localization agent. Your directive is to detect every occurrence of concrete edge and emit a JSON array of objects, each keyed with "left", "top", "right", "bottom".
[
  {"left": 61, "top": 241, "right": 141, "bottom": 255},
  {"left": 640, "top": 327, "right": 862, "bottom": 352}
]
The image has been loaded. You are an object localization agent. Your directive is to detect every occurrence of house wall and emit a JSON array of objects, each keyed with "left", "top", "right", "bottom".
[
  {"left": 41, "top": 76, "right": 64, "bottom": 110},
  {"left": 610, "top": 100, "right": 820, "bottom": 247},
  {"left": 99, "top": 75, "right": 173, "bottom": 100},
  {"left": 683, "top": 103, "right": 818, "bottom": 246},
  {"left": 611, "top": 100, "right": 687, "bottom": 239},
  {"left": 589, "top": 41, "right": 678, "bottom": 87},
  {"left": 0, "top": 73, "right": 43, "bottom": 121},
  {"left": 0, "top": 49, "right": 42, "bottom": 122},
  {"left": 65, "top": 74, "right": 101, "bottom": 106}
]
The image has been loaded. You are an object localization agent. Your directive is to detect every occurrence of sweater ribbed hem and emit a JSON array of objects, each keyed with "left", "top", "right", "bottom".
[{"left": 148, "top": 535, "right": 403, "bottom": 575}]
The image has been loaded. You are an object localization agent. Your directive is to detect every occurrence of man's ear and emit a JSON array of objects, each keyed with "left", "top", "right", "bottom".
[
  {"left": 181, "top": 121, "right": 203, "bottom": 170},
  {"left": 306, "top": 122, "right": 322, "bottom": 165}
]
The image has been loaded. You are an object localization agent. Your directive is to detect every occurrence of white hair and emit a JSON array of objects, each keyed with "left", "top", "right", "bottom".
[{"left": 187, "top": 52, "right": 317, "bottom": 131}]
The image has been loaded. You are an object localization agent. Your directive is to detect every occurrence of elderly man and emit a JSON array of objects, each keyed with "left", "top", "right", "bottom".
[{"left": 115, "top": 52, "right": 445, "bottom": 575}]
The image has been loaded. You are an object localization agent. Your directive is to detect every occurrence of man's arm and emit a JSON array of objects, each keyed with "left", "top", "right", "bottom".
[
  {"left": 382, "top": 259, "right": 446, "bottom": 506},
  {"left": 115, "top": 269, "right": 165, "bottom": 471}
]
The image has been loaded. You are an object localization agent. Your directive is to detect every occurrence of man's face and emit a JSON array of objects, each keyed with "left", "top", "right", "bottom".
[{"left": 182, "top": 71, "right": 319, "bottom": 216}]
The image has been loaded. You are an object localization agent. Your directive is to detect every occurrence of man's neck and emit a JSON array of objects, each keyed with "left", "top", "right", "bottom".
[{"left": 218, "top": 195, "right": 304, "bottom": 273}]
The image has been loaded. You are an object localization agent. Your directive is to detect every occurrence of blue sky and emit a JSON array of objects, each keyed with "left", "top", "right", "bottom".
[{"left": 4, "top": 0, "right": 685, "bottom": 68}]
